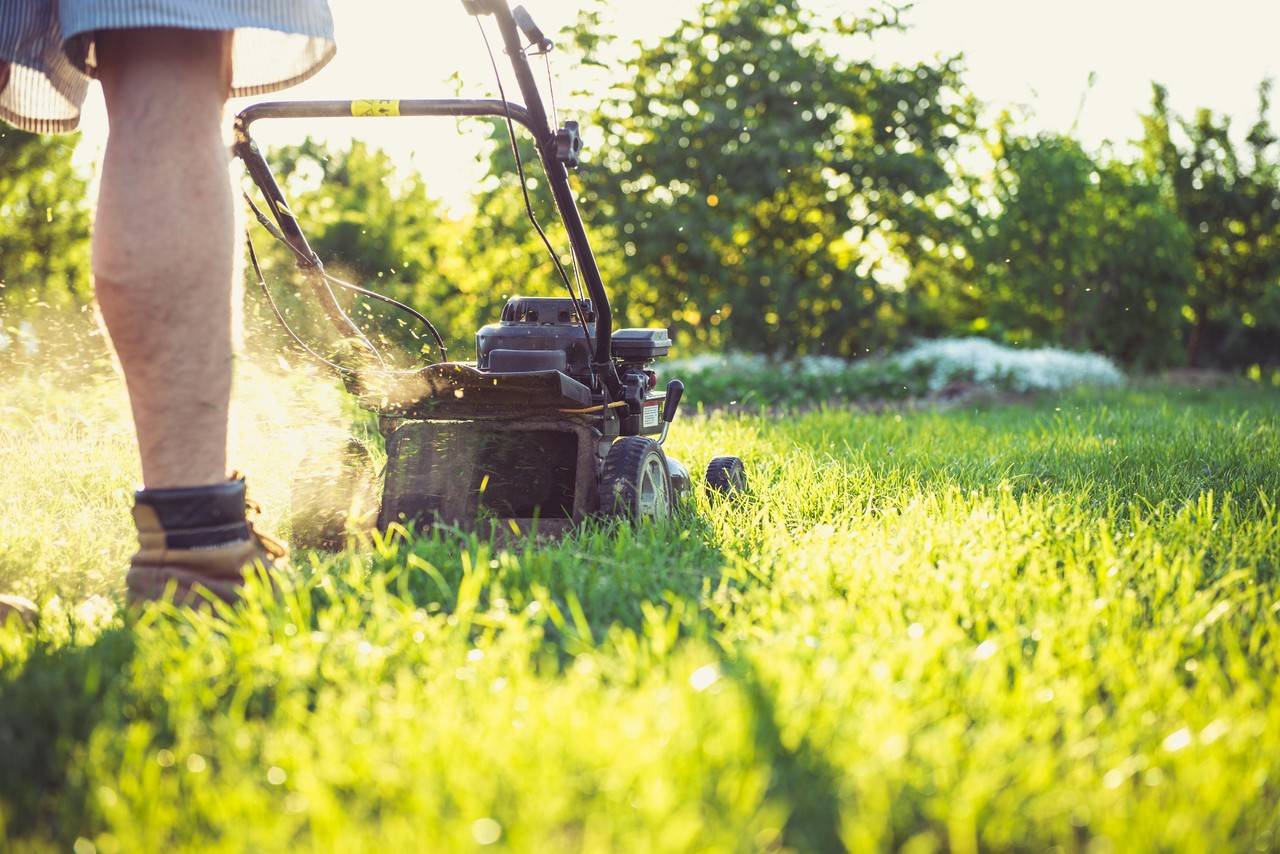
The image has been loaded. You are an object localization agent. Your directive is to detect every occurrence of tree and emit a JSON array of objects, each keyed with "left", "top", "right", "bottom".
[
  {"left": 559, "top": 0, "right": 973, "bottom": 356},
  {"left": 0, "top": 128, "right": 91, "bottom": 315},
  {"left": 1141, "top": 81, "right": 1280, "bottom": 368},
  {"left": 948, "top": 125, "right": 1193, "bottom": 368},
  {"left": 249, "top": 138, "right": 472, "bottom": 364},
  {"left": 465, "top": 120, "right": 592, "bottom": 339}
]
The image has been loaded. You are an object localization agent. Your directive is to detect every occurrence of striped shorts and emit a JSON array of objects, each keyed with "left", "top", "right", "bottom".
[{"left": 0, "top": 0, "right": 335, "bottom": 133}]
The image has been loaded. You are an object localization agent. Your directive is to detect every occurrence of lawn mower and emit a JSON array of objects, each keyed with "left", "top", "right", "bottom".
[{"left": 233, "top": 0, "right": 746, "bottom": 541}]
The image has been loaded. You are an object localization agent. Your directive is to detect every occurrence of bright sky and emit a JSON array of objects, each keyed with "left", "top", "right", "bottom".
[{"left": 74, "top": 0, "right": 1280, "bottom": 203}]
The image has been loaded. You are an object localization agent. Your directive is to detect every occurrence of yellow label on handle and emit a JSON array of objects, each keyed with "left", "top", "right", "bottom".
[{"left": 351, "top": 99, "right": 401, "bottom": 117}]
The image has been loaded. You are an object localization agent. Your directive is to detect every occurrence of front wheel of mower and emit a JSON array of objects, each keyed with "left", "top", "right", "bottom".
[
  {"left": 598, "top": 436, "right": 672, "bottom": 522},
  {"left": 705, "top": 456, "right": 748, "bottom": 495}
]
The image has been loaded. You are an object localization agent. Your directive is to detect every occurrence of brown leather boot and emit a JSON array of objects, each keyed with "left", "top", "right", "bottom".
[{"left": 125, "top": 476, "right": 287, "bottom": 607}]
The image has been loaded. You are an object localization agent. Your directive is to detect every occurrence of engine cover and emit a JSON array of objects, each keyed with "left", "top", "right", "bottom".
[{"left": 476, "top": 297, "right": 596, "bottom": 384}]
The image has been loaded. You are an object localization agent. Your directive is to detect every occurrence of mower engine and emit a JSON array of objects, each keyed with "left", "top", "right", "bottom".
[
  {"left": 375, "top": 296, "right": 698, "bottom": 534},
  {"left": 477, "top": 297, "right": 671, "bottom": 434}
]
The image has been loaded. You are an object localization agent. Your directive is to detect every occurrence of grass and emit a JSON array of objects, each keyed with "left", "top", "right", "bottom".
[{"left": 1, "top": 367, "right": 1278, "bottom": 852}]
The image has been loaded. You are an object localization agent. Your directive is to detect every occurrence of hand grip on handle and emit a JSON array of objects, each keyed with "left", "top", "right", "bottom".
[
  {"left": 657, "top": 379, "right": 683, "bottom": 444},
  {"left": 512, "top": 5, "right": 553, "bottom": 52},
  {"left": 663, "top": 379, "right": 685, "bottom": 423}
]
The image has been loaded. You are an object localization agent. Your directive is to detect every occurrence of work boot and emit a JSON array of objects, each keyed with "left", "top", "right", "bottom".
[
  {"left": 126, "top": 476, "right": 287, "bottom": 607},
  {"left": 0, "top": 594, "right": 38, "bottom": 629}
]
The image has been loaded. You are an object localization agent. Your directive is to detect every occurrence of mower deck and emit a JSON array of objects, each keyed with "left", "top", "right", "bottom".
[
  {"left": 379, "top": 414, "right": 605, "bottom": 535},
  {"left": 376, "top": 361, "right": 616, "bottom": 533}
]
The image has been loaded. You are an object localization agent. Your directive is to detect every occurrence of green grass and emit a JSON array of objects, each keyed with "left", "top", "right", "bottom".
[{"left": 1, "top": 372, "right": 1279, "bottom": 852}]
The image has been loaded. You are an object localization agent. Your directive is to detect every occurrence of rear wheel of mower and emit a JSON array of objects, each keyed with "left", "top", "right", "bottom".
[
  {"left": 598, "top": 436, "right": 672, "bottom": 522},
  {"left": 705, "top": 456, "right": 747, "bottom": 495},
  {"left": 289, "top": 439, "right": 380, "bottom": 550}
]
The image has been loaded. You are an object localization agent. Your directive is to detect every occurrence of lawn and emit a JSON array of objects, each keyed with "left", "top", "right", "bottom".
[{"left": 1, "top": 370, "right": 1278, "bottom": 852}]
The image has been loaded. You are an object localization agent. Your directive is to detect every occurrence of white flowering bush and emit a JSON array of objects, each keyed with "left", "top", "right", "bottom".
[
  {"left": 664, "top": 337, "right": 1124, "bottom": 407},
  {"left": 891, "top": 337, "right": 1125, "bottom": 394}
]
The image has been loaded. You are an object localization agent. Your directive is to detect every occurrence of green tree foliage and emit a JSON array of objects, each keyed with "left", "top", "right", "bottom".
[
  {"left": 566, "top": 0, "right": 973, "bottom": 356},
  {"left": 249, "top": 138, "right": 472, "bottom": 363},
  {"left": 926, "top": 125, "right": 1193, "bottom": 368},
  {"left": 1141, "top": 82, "right": 1280, "bottom": 368},
  {"left": 0, "top": 128, "right": 90, "bottom": 314},
  {"left": 251, "top": 128, "right": 589, "bottom": 367},
  {"left": 467, "top": 121, "right": 591, "bottom": 332}
]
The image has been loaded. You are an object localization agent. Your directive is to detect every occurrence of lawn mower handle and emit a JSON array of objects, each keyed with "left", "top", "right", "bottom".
[
  {"left": 232, "top": 0, "right": 623, "bottom": 396},
  {"left": 473, "top": 0, "right": 620, "bottom": 390}
]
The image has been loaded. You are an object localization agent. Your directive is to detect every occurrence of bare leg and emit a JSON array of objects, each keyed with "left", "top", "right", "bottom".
[{"left": 94, "top": 29, "right": 235, "bottom": 489}]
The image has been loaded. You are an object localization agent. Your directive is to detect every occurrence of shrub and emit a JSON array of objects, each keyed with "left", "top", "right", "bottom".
[{"left": 664, "top": 337, "right": 1124, "bottom": 408}]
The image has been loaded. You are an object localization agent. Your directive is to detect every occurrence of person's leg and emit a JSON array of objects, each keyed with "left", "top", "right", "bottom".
[
  {"left": 91, "top": 28, "right": 285, "bottom": 606},
  {"left": 93, "top": 28, "right": 234, "bottom": 489}
]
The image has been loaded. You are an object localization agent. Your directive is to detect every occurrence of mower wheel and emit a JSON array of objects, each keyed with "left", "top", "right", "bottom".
[
  {"left": 598, "top": 436, "right": 672, "bottom": 522},
  {"left": 289, "top": 439, "right": 380, "bottom": 550},
  {"left": 705, "top": 456, "right": 748, "bottom": 495}
]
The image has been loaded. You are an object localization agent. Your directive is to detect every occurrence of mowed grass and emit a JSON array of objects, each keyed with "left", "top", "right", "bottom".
[{"left": 1, "top": 370, "right": 1278, "bottom": 852}]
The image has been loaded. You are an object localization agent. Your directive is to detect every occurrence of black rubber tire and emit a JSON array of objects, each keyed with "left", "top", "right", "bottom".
[
  {"left": 290, "top": 439, "right": 380, "bottom": 550},
  {"left": 705, "top": 456, "right": 747, "bottom": 495},
  {"left": 598, "top": 436, "right": 672, "bottom": 521}
]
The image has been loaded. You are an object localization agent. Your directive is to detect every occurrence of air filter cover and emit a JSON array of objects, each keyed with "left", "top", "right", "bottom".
[{"left": 611, "top": 328, "right": 672, "bottom": 361}]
